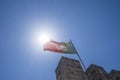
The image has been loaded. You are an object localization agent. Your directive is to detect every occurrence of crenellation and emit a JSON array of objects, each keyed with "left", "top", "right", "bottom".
[{"left": 55, "top": 56, "right": 120, "bottom": 80}]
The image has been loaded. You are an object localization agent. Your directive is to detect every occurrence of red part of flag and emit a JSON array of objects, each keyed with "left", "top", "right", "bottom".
[{"left": 44, "top": 40, "right": 64, "bottom": 53}]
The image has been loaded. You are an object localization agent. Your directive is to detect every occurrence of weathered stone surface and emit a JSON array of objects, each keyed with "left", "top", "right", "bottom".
[
  {"left": 109, "top": 70, "right": 120, "bottom": 80},
  {"left": 55, "top": 56, "right": 120, "bottom": 80},
  {"left": 86, "top": 65, "right": 120, "bottom": 80},
  {"left": 56, "top": 56, "right": 86, "bottom": 80},
  {"left": 86, "top": 64, "right": 109, "bottom": 80}
]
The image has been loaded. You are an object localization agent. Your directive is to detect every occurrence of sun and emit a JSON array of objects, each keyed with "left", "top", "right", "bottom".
[
  {"left": 40, "top": 33, "right": 51, "bottom": 44},
  {"left": 31, "top": 31, "right": 52, "bottom": 48}
]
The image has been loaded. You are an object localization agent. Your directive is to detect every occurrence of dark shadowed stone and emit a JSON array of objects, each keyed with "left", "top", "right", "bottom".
[{"left": 55, "top": 56, "right": 120, "bottom": 80}]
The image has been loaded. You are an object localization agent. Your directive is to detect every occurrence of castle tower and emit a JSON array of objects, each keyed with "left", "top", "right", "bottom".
[
  {"left": 86, "top": 64, "right": 109, "bottom": 80},
  {"left": 109, "top": 70, "right": 120, "bottom": 80},
  {"left": 55, "top": 56, "right": 86, "bottom": 80}
]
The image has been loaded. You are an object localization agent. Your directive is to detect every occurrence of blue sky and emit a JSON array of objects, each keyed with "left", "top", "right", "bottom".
[{"left": 0, "top": 0, "right": 120, "bottom": 80}]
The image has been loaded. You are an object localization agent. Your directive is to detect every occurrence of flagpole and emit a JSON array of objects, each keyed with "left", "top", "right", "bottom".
[
  {"left": 70, "top": 40, "right": 89, "bottom": 80},
  {"left": 70, "top": 40, "right": 86, "bottom": 71}
]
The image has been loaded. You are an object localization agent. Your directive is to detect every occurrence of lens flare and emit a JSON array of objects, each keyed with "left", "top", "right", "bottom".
[{"left": 40, "top": 33, "right": 51, "bottom": 44}]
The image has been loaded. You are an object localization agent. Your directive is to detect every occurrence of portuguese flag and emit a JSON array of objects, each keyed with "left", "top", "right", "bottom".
[{"left": 44, "top": 40, "right": 77, "bottom": 54}]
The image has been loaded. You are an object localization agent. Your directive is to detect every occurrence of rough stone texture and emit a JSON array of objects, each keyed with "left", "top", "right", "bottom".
[
  {"left": 109, "top": 70, "right": 120, "bottom": 80},
  {"left": 86, "top": 64, "right": 109, "bottom": 80},
  {"left": 86, "top": 65, "right": 120, "bottom": 80},
  {"left": 56, "top": 56, "right": 120, "bottom": 80},
  {"left": 56, "top": 56, "right": 87, "bottom": 80}
]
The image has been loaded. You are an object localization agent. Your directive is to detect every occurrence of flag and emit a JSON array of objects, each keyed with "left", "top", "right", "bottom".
[{"left": 44, "top": 40, "right": 77, "bottom": 54}]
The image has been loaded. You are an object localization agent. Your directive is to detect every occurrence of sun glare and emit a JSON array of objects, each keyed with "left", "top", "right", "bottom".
[{"left": 40, "top": 33, "right": 51, "bottom": 44}]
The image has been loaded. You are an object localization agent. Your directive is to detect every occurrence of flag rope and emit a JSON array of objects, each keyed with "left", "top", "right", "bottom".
[
  {"left": 76, "top": 52, "right": 87, "bottom": 70},
  {"left": 70, "top": 40, "right": 86, "bottom": 71},
  {"left": 70, "top": 40, "right": 89, "bottom": 80}
]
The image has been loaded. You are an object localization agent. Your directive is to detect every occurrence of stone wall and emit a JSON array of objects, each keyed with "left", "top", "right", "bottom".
[
  {"left": 56, "top": 56, "right": 87, "bottom": 80},
  {"left": 86, "top": 64, "right": 120, "bottom": 80},
  {"left": 56, "top": 56, "right": 120, "bottom": 80}
]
